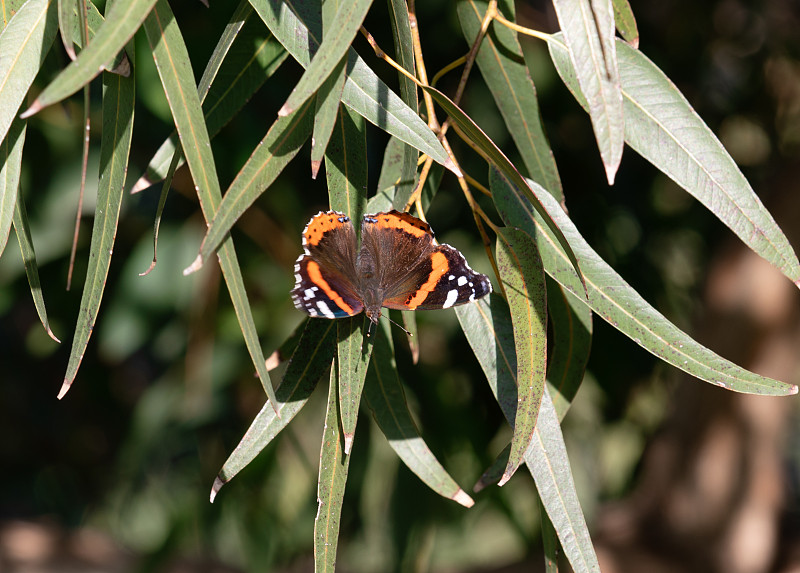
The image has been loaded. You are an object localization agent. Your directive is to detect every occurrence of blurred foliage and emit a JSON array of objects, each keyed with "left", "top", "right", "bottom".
[{"left": 2, "top": 0, "right": 800, "bottom": 572}]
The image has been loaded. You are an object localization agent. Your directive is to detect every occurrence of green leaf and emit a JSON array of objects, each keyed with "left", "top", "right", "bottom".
[
  {"left": 540, "top": 495, "right": 560, "bottom": 573},
  {"left": 326, "top": 106, "right": 367, "bottom": 227},
  {"left": 546, "top": 278, "right": 592, "bottom": 420},
  {"left": 495, "top": 227, "right": 547, "bottom": 484},
  {"left": 211, "top": 319, "right": 336, "bottom": 500},
  {"left": 314, "top": 368, "right": 352, "bottom": 573},
  {"left": 194, "top": 98, "right": 315, "bottom": 265},
  {"left": 58, "top": 0, "right": 77, "bottom": 59},
  {"left": 0, "top": 0, "right": 58, "bottom": 143},
  {"left": 374, "top": 135, "right": 415, "bottom": 212},
  {"left": 549, "top": 35, "right": 800, "bottom": 286},
  {"left": 364, "top": 319, "right": 473, "bottom": 507},
  {"left": 133, "top": 4, "right": 287, "bottom": 191},
  {"left": 492, "top": 172, "right": 798, "bottom": 396},
  {"left": 310, "top": 57, "right": 347, "bottom": 178},
  {"left": 279, "top": 0, "right": 373, "bottom": 116},
  {"left": 0, "top": 114, "right": 25, "bottom": 256},
  {"left": 455, "top": 296, "right": 600, "bottom": 572},
  {"left": 527, "top": 387, "right": 600, "bottom": 573},
  {"left": 249, "top": 0, "right": 457, "bottom": 175},
  {"left": 386, "top": 0, "right": 419, "bottom": 209},
  {"left": 421, "top": 84, "right": 584, "bottom": 289},
  {"left": 551, "top": 0, "right": 623, "bottom": 184},
  {"left": 22, "top": 0, "right": 156, "bottom": 117},
  {"left": 60, "top": 55, "right": 135, "bottom": 397},
  {"left": 143, "top": 0, "right": 278, "bottom": 408},
  {"left": 13, "top": 180, "right": 60, "bottom": 343},
  {"left": 337, "top": 316, "right": 372, "bottom": 454},
  {"left": 612, "top": 0, "right": 639, "bottom": 47},
  {"left": 457, "top": 0, "right": 563, "bottom": 199}
]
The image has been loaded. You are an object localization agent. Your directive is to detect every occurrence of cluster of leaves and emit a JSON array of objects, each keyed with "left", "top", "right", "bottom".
[{"left": 2, "top": 0, "right": 799, "bottom": 571}]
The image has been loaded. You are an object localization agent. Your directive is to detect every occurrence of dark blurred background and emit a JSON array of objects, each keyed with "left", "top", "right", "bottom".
[{"left": 2, "top": 1, "right": 800, "bottom": 572}]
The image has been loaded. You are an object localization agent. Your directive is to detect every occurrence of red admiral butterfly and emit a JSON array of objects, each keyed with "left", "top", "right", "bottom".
[{"left": 291, "top": 210, "right": 492, "bottom": 323}]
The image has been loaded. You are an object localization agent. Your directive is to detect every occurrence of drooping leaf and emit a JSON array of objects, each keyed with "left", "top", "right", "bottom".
[
  {"left": 211, "top": 319, "right": 336, "bottom": 500},
  {"left": 0, "top": 114, "right": 25, "bottom": 256},
  {"left": 249, "top": 0, "right": 457, "bottom": 174},
  {"left": 61, "top": 51, "right": 135, "bottom": 397},
  {"left": 314, "top": 367, "right": 352, "bottom": 573},
  {"left": 337, "top": 316, "right": 372, "bottom": 455},
  {"left": 549, "top": 35, "right": 800, "bottom": 286},
  {"left": 143, "top": 0, "right": 278, "bottom": 408},
  {"left": 133, "top": 3, "right": 288, "bottom": 191},
  {"left": 491, "top": 170, "right": 798, "bottom": 396},
  {"left": 364, "top": 319, "right": 473, "bottom": 507},
  {"left": 612, "top": 0, "right": 639, "bottom": 47},
  {"left": 326, "top": 106, "right": 367, "bottom": 230},
  {"left": 551, "top": 0, "right": 623, "bottom": 184},
  {"left": 0, "top": 0, "right": 58, "bottom": 143},
  {"left": 495, "top": 227, "right": 547, "bottom": 484},
  {"left": 21, "top": 0, "right": 155, "bottom": 117},
  {"left": 457, "top": 0, "right": 563, "bottom": 199}
]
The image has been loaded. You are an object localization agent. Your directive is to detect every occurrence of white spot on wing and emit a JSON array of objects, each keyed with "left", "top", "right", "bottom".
[
  {"left": 316, "top": 300, "right": 335, "bottom": 318},
  {"left": 457, "top": 276, "right": 468, "bottom": 286},
  {"left": 304, "top": 288, "right": 316, "bottom": 300},
  {"left": 443, "top": 289, "right": 459, "bottom": 309}
]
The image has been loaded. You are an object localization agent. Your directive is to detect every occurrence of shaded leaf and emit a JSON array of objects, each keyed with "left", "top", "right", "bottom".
[
  {"left": 211, "top": 319, "right": 336, "bottom": 500},
  {"left": 0, "top": 114, "right": 25, "bottom": 255},
  {"left": 143, "top": 0, "right": 278, "bottom": 408},
  {"left": 495, "top": 227, "right": 547, "bottom": 484},
  {"left": 134, "top": 4, "right": 287, "bottom": 190},
  {"left": 364, "top": 319, "right": 473, "bottom": 507},
  {"left": 310, "top": 57, "right": 347, "bottom": 177},
  {"left": 325, "top": 106, "right": 367, "bottom": 230},
  {"left": 457, "top": 0, "right": 563, "bottom": 198},
  {"left": 336, "top": 316, "right": 372, "bottom": 454},
  {"left": 612, "top": 0, "right": 639, "bottom": 47},
  {"left": 61, "top": 54, "right": 135, "bottom": 397},
  {"left": 249, "top": 0, "right": 456, "bottom": 174},
  {"left": 195, "top": 98, "right": 315, "bottom": 265},
  {"left": 314, "top": 367, "right": 351, "bottom": 573}
]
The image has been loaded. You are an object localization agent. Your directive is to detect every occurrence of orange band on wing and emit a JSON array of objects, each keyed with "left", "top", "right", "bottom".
[
  {"left": 374, "top": 212, "right": 429, "bottom": 237},
  {"left": 307, "top": 260, "right": 355, "bottom": 314},
  {"left": 405, "top": 251, "right": 448, "bottom": 309}
]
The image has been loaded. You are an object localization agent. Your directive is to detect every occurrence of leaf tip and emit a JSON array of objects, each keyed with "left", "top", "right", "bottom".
[
  {"left": 210, "top": 476, "right": 225, "bottom": 502},
  {"left": 19, "top": 101, "right": 43, "bottom": 120},
  {"left": 444, "top": 157, "right": 463, "bottom": 178},
  {"left": 57, "top": 379, "right": 73, "bottom": 400},
  {"left": 453, "top": 489, "right": 474, "bottom": 508},
  {"left": 278, "top": 104, "right": 292, "bottom": 117},
  {"left": 183, "top": 255, "right": 203, "bottom": 276},
  {"left": 344, "top": 433, "right": 354, "bottom": 455},
  {"left": 311, "top": 160, "right": 322, "bottom": 179},
  {"left": 46, "top": 326, "right": 61, "bottom": 344},
  {"left": 131, "top": 175, "right": 154, "bottom": 195}
]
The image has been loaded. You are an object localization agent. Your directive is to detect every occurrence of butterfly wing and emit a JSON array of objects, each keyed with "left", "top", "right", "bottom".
[{"left": 291, "top": 211, "right": 364, "bottom": 319}]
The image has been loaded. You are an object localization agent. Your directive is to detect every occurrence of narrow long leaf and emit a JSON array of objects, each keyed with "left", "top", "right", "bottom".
[
  {"left": 546, "top": 278, "right": 592, "bottom": 420},
  {"left": 315, "top": 368, "right": 351, "bottom": 573},
  {"left": 386, "top": 0, "right": 419, "bottom": 209},
  {"left": 495, "top": 228, "right": 546, "bottom": 484},
  {"left": 250, "top": 0, "right": 457, "bottom": 175},
  {"left": 143, "top": 0, "right": 278, "bottom": 408},
  {"left": 280, "top": 0, "right": 373, "bottom": 116},
  {"left": 134, "top": 5, "right": 287, "bottom": 191},
  {"left": 211, "top": 319, "right": 336, "bottom": 500},
  {"left": 457, "top": 0, "right": 563, "bottom": 199},
  {"left": 0, "top": 0, "right": 58, "bottom": 143},
  {"left": 493, "top": 172, "right": 798, "bottom": 395},
  {"left": 60, "top": 56, "right": 135, "bottom": 397},
  {"left": 58, "top": 0, "right": 77, "bottom": 59},
  {"left": 337, "top": 316, "right": 372, "bottom": 454},
  {"left": 22, "top": 0, "right": 156, "bottom": 117},
  {"left": 549, "top": 35, "right": 800, "bottom": 286},
  {"left": 551, "top": 0, "right": 623, "bottom": 183},
  {"left": 14, "top": 187, "right": 59, "bottom": 343},
  {"left": 364, "top": 320, "right": 474, "bottom": 507},
  {"left": 422, "top": 84, "right": 583, "bottom": 290},
  {"left": 193, "top": 98, "right": 315, "bottom": 267},
  {"left": 326, "top": 107, "right": 367, "bottom": 227},
  {"left": 310, "top": 57, "right": 347, "bottom": 177},
  {"left": 527, "top": 387, "right": 600, "bottom": 573},
  {"left": 0, "top": 114, "right": 25, "bottom": 255},
  {"left": 612, "top": 0, "right": 639, "bottom": 47},
  {"left": 455, "top": 296, "right": 600, "bottom": 572},
  {"left": 67, "top": 1, "right": 130, "bottom": 75}
]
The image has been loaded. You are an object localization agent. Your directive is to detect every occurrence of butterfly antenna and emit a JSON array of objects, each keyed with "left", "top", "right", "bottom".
[{"left": 386, "top": 315, "right": 412, "bottom": 336}]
